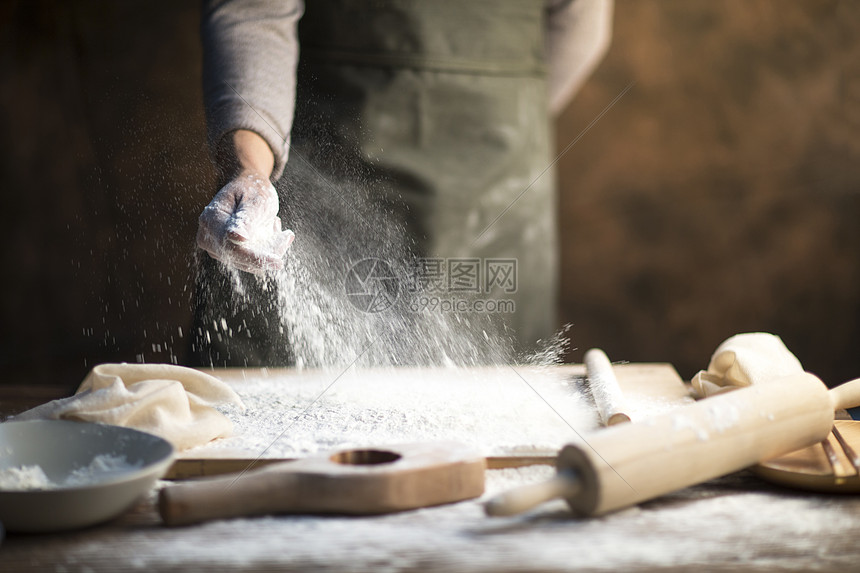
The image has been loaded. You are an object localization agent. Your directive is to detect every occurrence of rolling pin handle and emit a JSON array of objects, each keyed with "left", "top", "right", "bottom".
[
  {"left": 607, "top": 412, "right": 633, "bottom": 426},
  {"left": 829, "top": 378, "right": 860, "bottom": 412},
  {"left": 484, "top": 471, "right": 581, "bottom": 517}
]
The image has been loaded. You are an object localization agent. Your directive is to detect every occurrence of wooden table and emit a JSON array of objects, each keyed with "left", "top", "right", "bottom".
[
  {"left": 2, "top": 366, "right": 860, "bottom": 572},
  {"left": 3, "top": 469, "right": 860, "bottom": 572}
]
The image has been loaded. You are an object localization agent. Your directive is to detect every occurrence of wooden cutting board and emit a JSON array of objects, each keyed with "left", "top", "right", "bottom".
[{"left": 167, "top": 364, "right": 693, "bottom": 479}]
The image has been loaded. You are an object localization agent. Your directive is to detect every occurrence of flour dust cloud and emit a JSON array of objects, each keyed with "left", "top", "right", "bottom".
[{"left": 199, "top": 151, "right": 568, "bottom": 370}]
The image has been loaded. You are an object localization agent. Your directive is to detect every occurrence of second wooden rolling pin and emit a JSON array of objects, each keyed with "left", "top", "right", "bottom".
[
  {"left": 584, "top": 348, "right": 631, "bottom": 425},
  {"left": 486, "top": 372, "right": 860, "bottom": 517}
]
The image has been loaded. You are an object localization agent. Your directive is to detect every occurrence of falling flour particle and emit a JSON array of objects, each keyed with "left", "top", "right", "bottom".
[{"left": 0, "top": 454, "right": 143, "bottom": 491}]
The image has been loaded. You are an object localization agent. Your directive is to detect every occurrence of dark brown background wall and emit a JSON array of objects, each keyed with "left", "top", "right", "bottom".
[
  {"left": 560, "top": 0, "right": 860, "bottom": 382},
  {"left": 2, "top": 0, "right": 859, "bottom": 391}
]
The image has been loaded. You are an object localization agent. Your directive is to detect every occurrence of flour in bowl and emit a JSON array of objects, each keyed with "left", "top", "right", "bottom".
[
  {"left": 0, "top": 454, "right": 143, "bottom": 491},
  {"left": 0, "top": 465, "right": 52, "bottom": 490},
  {"left": 64, "top": 453, "right": 144, "bottom": 486}
]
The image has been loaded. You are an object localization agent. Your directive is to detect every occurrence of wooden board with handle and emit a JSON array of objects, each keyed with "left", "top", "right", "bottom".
[{"left": 160, "top": 441, "right": 485, "bottom": 526}]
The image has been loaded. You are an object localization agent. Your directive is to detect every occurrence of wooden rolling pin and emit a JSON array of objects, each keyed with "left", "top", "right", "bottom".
[
  {"left": 584, "top": 348, "right": 631, "bottom": 425},
  {"left": 160, "top": 442, "right": 484, "bottom": 526},
  {"left": 486, "top": 372, "right": 860, "bottom": 517}
]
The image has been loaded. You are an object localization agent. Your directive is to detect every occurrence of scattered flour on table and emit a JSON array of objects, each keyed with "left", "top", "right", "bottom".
[
  {"left": 51, "top": 469, "right": 860, "bottom": 572},
  {"left": 185, "top": 366, "right": 600, "bottom": 458},
  {"left": 624, "top": 393, "right": 695, "bottom": 419},
  {"left": 0, "top": 454, "right": 143, "bottom": 491}
]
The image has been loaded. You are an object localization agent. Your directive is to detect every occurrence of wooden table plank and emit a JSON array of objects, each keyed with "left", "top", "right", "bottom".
[{"left": 3, "top": 468, "right": 860, "bottom": 572}]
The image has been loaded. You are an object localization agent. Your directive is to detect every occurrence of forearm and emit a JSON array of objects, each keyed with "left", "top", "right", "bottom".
[
  {"left": 201, "top": 0, "right": 303, "bottom": 180},
  {"left": 546, "top": 0, "right": 614, "bottom": 116},
  {"left": 214, "top": 129, "right": 276, "bottom": 186}
]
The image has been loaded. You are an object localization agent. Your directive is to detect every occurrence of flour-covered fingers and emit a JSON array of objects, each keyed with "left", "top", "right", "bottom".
[
  {"left": 196, "top": 169, "right": 294, "bottom": 274},
  {"left": 221, "top": 239, "right": 286, "bottom": 275}
]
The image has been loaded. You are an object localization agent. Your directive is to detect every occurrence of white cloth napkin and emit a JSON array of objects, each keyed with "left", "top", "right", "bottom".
[
  {"left": 691, "top": 333, "right": 804, "bottom": 398},
  {"left": 13, "top": 363, "right": 245, "bottom": 451}
]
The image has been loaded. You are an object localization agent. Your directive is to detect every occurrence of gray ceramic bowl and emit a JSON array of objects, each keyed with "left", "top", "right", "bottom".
[{"left": 0, "top": 420, "right": 174, "bottom": 532}]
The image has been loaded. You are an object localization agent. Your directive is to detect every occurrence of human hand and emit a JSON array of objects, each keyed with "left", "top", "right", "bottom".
[{"left": 196, "top": 170, "right": 295, "bottom": 274}]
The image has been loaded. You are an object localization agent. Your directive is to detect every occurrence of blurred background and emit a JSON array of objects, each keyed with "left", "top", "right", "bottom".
[{"left": 1, "top": 0, "right": 859, "bottom": 392}]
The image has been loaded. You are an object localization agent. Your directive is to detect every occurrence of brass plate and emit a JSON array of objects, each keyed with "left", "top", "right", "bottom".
[{"left": 754, "top": 420, "right": 860, "bottom": 493}]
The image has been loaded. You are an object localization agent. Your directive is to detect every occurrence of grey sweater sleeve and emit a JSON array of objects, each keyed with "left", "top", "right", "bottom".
[
  {"left": 545, "top": 0, "right": 614, "bottom": 115},
  {"left": 201, "top": 0, "right": 304, "bottom": 180}
]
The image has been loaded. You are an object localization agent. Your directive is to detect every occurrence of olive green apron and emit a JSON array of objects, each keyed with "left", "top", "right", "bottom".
[{"left": 191, "top": 0, "right": 557, "bottom": 366}]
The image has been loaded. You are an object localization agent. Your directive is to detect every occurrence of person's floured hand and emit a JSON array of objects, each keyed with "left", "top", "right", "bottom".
[{"left": 197, "top": 171, "right": 295, "bottom": 274}]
